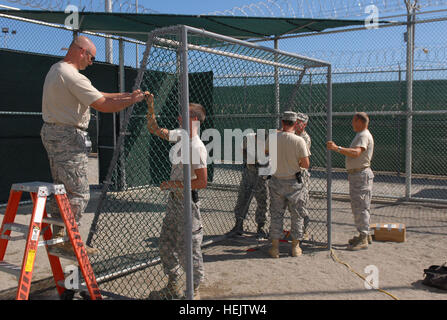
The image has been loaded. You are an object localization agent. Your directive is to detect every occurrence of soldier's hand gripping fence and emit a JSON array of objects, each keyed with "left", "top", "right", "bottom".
[{"left": 86, "top": 25, "right": 332, "bottom": 299}]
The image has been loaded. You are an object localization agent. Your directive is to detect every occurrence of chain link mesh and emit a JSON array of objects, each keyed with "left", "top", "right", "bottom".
[
  {"left": 277, "top": 15, "right": 447, "bottom": 202},
  {"left": 2, "top": 9, "right": 447, "bottom": 299},
  {"left": 85, "top": 26, "right": 331, "bottom": 299}
]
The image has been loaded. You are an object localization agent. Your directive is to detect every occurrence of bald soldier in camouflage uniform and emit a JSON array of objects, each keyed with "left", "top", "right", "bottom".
[
  {"left": 41, "top": 36, "right": 145, "bottom": 255},
  {"left": 327, "top": 112, "right": 374, "bottom": 251},
  {"left": 267, "top": 111, "right": 310, "bottom": 258},
  {"left": 294, "top": 112, "right": 312, "bottom": 238},
  {"left": 230, "top": 133, "right": 268, "bottom": 239}
]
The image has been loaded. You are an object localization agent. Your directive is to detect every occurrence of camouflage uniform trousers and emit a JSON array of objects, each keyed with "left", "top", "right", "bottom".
[
  {"left": 348, "top": 167, "right": 374, "bottom": 235},
  {"left": 268, "top": 176, "right": 306, "bottom": 240},
  {"left": 159, "top": 192, "right": 204, "bottom": 290},
  {"left": 233, "top": 165, "right": 268, "bottom": 226},
  {"left": 299, "top": 169, "right": 311, "bottom": 228},
  {"left": 40, "top": 123, "right": 90, "bottom": 232}
]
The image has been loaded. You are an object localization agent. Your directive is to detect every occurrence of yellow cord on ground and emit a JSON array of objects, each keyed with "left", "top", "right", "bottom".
[{"left": 330, "top": 248, "right": 400, "bottom": 300}]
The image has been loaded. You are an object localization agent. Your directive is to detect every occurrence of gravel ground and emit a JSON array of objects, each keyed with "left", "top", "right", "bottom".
[{"left": 1, "top": 156, "right": 446, "bottom": 300}]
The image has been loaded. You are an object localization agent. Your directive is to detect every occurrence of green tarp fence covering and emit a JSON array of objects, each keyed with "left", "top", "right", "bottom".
[
  {"left": 1, "top": 49, "right": 446, "bottom": 203},
  {"left": 0, "top": 10, "right": 372, "bottom": 42}
]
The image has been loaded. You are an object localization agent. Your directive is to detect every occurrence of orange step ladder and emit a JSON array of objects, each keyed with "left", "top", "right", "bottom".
[{"left": 0, "top": 182, "right": 102, "bottom": 300}]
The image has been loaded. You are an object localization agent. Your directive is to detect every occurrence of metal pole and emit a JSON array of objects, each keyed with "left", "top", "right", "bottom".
[
  {"left": 105, "top": 0, "right": 116, "bottom": 150},
  {"left": 243, "top": 74, "right": 247, "bottom": 109},
  {"left": 135, "top": 0, "right": 139, "bottom": 68},
  {"left": 398, "top": 63, "right": 402, "bottom": 177},
  {"left": 405, "top": 2, "right": 415, "bottom": 200},
  {"left": 326, "top": 65, "right": 333, "bottom": 250},
  {"left": 105, "top": 0, "right": 113, "bottom": 63},
  {"left": 180, "top": 26, "right": 193, "bottom": 300},
  {"left": 119, "top": 38, "right": 127, "bottom": 190},
  {"left": 274, "top": 38, "right": 280, "bottom": 128},
  {"left": 309, "top": 71, "right": 313, "bottom": 112}
]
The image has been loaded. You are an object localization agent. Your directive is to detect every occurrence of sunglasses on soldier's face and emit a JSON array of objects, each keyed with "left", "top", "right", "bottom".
[{"left": 75, "top": 44, "right": 96, "bottom": 62}]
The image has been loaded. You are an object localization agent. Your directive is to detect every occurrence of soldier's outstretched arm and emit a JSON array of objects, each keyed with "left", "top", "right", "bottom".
[
  {"left": 145, "top": 92, "right": 170, "bottom": 140},
  {"left": 91, "top": 89, "right": 145, "bottom": 113}
]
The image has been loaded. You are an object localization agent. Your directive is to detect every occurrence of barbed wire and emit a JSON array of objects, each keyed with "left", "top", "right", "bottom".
[
  {"left": 3, "top": 0, "right": 447, "bottom": 18},
  {"left": 206, "top": 0, "right": 447, "bottom": 18},
  {"left": 298, "top": 45, "right": 447, "bottom": 71}
]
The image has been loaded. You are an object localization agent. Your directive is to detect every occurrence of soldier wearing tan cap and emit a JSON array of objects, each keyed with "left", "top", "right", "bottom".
[{"left": 267, "top": 111, "right": 310, "bottom": 258}]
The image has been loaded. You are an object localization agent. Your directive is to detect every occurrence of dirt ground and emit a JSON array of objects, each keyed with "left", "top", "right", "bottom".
[
  {"left": 199, "top": 199, "right": 447, "bottom": 300},
  {"left": 1, "top": 156, "right": 446, "bottom": 300}
]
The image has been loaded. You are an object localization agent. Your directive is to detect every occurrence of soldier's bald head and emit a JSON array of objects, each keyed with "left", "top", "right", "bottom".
[{"left": 71, "top": 36, "right": 96, "bottom": 52}]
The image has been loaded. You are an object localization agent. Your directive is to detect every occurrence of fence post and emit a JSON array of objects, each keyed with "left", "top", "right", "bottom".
[
  {"left": 135, "top": 0, "right": 139, "bottom": 68},
  {"left": 118, "top": 38, "right": 127, "bottom": 190},
  {"left": 326, "top": 64, "right": 333, "bottom": 250},
  {"left": 105, "top": 0, "right": 113, "bottom": 63},
  {"left": 274, "top": 38, "right": 280, "bottom": 128},
  {"left": 180, "top": 25, "right": 194, "bottom": 300},
  {"left": 405, "top": 2, "right": 416, "bottom": 200}
]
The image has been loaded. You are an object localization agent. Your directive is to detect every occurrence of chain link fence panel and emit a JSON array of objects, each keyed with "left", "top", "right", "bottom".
[
  {"left": 3, "top": 7, "right": 446, "bottom": 299},
  {"left": 277, "top": 14, "right": 447, "bottom": 203},
  {"left": 86, "top": 25, "right": 331, "bottom": 299}
]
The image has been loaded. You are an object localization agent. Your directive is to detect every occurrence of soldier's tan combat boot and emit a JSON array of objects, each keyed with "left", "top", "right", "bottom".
[
  {"left": 49, "top": 228, "right": 100, "bottom": 256},
  {"left": 348, "top": 233, "right": 369, "bottom": 251},
  {"left": 348, "top": 233, "right": 372, "bottom": 245},
  {"left": 148, "top": 277, "right": 183, "bottom": 300},
  {"left": 268, "top": 239, "right": 280, "bottom": 258},
  {"left": 193, "top": 287, "right": 201, "bottom": 300},
  {"left": 291, "top": 239, "right": 302, "bottom": 257}
]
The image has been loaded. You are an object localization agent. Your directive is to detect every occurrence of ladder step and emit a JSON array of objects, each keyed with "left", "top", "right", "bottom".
[
  {"left": 0, "top": 234, "right": 26, "bottom": 241},
  {"left": 1, "top": 223, "right": 66, "bottom": 243},
  {"left": 0, "top": 261, "right": 21, "bottom": 278},
  {"left": 47, "top": 247, "right": 78, "bottom": 262},
  {"left": 0, "top": 223, "right": 28, "bottom": 241},
  {"left": 39, "top": 236, "right": 69, "bottom": 247},
  {"left": 41, "top": 217, "right": 65, "bottom": 227},
  {"left": 2, "top": 223, "right": 28, "bottom": 234},
  {"left": 1, "top": 218, "right": 65, "bottom": 231},
  {"left": 11, "top": 182, "right": 66, "bottom": 197}
]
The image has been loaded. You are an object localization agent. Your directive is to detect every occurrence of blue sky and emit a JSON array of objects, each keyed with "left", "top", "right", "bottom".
[{"left": 0, "top": 0, "right": 283, "bottom": 15}]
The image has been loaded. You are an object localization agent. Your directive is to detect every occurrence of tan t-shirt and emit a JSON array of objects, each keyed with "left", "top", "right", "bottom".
[
  {"left": 345, "top": 129, "right": 374, "bottom": 170},
  {"left": 42, "top": 61, "right": 103, "bottom": 130},
  {"left": 269, "top": 131, "right": 309, "bottom": 178},
  {"left": 169, "top": 132, "right": 208, "bottom": 182},
  {"left": 299, "top": 130, "right": 311, "bottom": 156}
]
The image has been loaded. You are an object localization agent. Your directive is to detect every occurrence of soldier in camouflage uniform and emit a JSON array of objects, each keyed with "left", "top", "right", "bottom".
[
  {"left": 267, "top": 111, "right": 310, "bottom": 258},
  {"left": 41, "top": 36, "right": 145, "bottom": 255},
  {"left": 146, "top": 94, "right": 207, "bottom": 300},
  {"left": 294, "top": 112, "right": 311, "bottom": 239},
  {"left": 230, "top": 133, "right": 268, "bottom": 239},
  {"left": 327, "top": 112, "right": 374, "bottom": 251}
]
